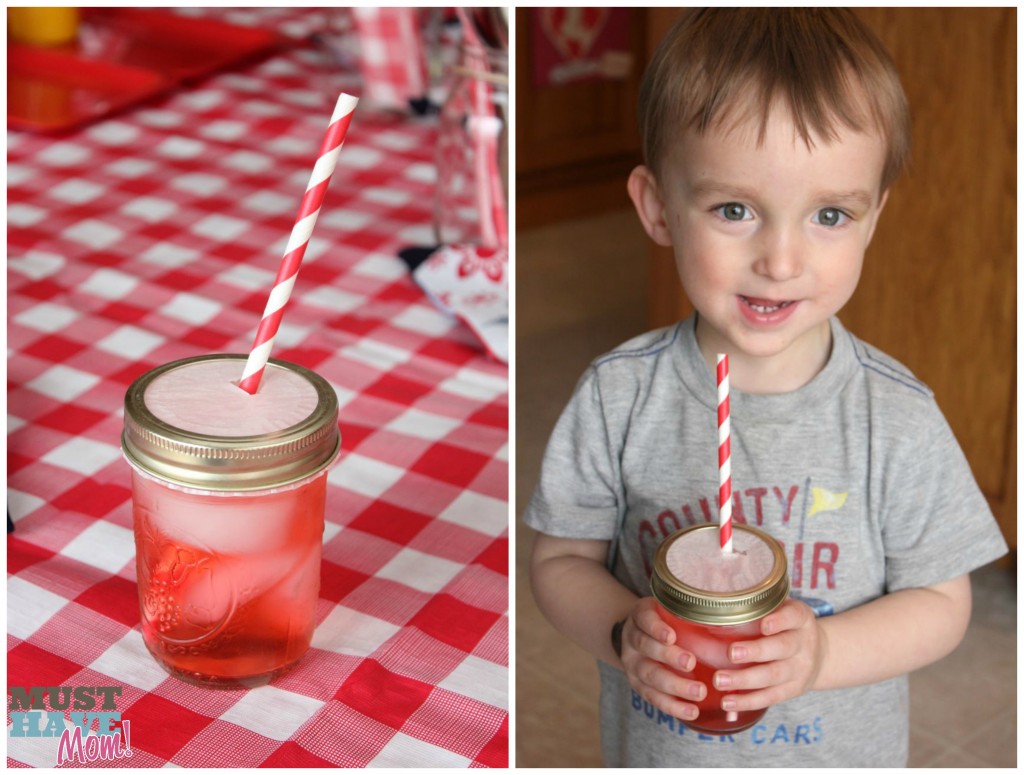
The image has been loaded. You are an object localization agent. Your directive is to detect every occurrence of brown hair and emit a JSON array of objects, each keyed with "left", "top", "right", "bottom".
[{"left": 638, "top": 9, "right": 911, "bottom": 190}]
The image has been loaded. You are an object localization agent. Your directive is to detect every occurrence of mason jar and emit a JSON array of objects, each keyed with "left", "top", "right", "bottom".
[
  {"left": 122, "top": 354, "right": 340, "bottom": 687},
  {"left": 651, "top": 523, "right": 790, "bottom": 733},
  {"left": 434, "top": 43, "right": 508, "bottom": 248}
]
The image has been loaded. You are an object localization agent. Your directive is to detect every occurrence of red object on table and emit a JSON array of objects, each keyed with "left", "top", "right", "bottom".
[
  {"left": 7, "top": 8, "right": 281, "bottom": 133},
  {"left": 8, "top": 43, "right": 169, "bottom": 134},
  {"left": 7, "top": 9, "right": 508, "bottom": 768},
  {"left": 78, "top": 8, "right": 283, "bottom": 82}
]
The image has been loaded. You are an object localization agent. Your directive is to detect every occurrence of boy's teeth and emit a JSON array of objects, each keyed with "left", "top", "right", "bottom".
[{"left": 743, "top": 296, "right": 790, "bottom": 313}]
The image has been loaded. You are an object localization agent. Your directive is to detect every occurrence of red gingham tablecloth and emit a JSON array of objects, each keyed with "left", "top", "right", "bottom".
[{"left": 7, "top": 9, "right": 508, "bottom": 768}]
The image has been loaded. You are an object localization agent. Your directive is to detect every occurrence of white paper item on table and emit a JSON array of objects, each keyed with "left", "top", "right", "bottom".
[{"left": 413, "top": 243, "right": 508, "bottom": 363}]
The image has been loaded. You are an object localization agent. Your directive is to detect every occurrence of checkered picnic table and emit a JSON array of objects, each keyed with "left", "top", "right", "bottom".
[{"left": 7, "top": 8, "right": 508, "bottom": 768}]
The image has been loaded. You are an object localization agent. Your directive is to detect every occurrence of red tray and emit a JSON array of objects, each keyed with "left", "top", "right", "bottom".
[
  {"left": 8, "top": 44, "right": 169, "bottom": 133},
  {"left": 8, "top": 9, "right": 283, "bottom": 133},
  {"left": 77, "top": 8, "right": 282, "bottom": 83}
]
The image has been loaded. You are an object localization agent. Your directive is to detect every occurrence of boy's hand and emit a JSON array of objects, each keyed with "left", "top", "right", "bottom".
[
  {"left": 713, "top": 598, "right": 826, "bottom": 713},
  {"left": 620, "top": 597, "right": 706, "bottom": 722}
]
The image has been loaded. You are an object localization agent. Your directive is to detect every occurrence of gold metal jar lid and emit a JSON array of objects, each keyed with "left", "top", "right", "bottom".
[
  {"left": 651, "top": 524, "right": 789, "bottom": 626},
  {"left": 122, "top": 354, "right": 340, "bottom": 492}
]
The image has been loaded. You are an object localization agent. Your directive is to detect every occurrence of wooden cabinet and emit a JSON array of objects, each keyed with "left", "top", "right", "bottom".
[
  {"left": 516, "top": 7, "right": 646, "bottom": 227},
  {"left": 645, "top": 9, "right": 1016, "bottom": 551}
]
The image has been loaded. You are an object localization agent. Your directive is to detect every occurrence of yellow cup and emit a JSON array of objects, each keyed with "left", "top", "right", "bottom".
[{"left": 8, "top": 7, "right": 80, "bottom": 46}]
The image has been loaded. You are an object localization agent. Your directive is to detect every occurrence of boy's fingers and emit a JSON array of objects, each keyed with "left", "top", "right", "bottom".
[
  {"left": 640, "top": 659, "right": 706, "bottom": 701},
  {"left": 625, "top": 622, "right": 694, "bottom": 671},
  {"left": 639, "top": 687, "right": 702, "bottom": 722},
  {"left": 632, "top": 664, "right": 706, "bottom": 720},
  {"left": 714, "top": 658, "right": 792, "bottom": 695},
  {"left": 718, "top": 681, "right": 796, "bottom": 713},
  {"left": 729, "top": 629, "right": 799, "bottom": 665},
  {"left": 634, "top": 599, "right": 675, "bottom": 644},
  {"left": 761, "top": 598, "right": 812, "bottom": 636}
]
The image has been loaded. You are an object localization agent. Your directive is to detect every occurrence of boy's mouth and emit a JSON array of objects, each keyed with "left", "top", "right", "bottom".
[{"left": 740, "top": 295, "right": 794, "bottom": 314}]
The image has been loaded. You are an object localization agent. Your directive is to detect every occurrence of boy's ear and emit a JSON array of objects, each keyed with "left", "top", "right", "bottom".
[
  {"left": 627, "top": 165, "right": 674, "bottom": 247},
  {"left": 866, "top": 188, "right": 890, "bottom": 245}
]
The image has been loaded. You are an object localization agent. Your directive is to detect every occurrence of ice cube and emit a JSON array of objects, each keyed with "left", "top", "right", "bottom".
[
  {"left": 675, "top": 624, "right": 731, "bottom": 669},
  {"left": 133, "top": 475, "right": 299, "bottom": 556},
  {"left": 143, "top": 541, "right": 318, "bottom": 642}
]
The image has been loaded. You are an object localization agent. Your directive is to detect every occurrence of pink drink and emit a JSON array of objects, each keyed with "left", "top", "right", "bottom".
[
  {"left": 123, "top": 356, "right": 339, "bottom": 687},
  {"left": 132, "top": 472, "right": 325, "bottom": 684},
  {"left": 655, "top": 604, "right": 766, "bottom": 733},
  {"left": 651, "top": 524, "right": 789, "bottom": 733}
]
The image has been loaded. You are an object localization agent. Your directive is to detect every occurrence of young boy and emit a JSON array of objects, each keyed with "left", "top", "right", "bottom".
[{"left": 524, "top": 9, "right": 1008, "bottom": 768}]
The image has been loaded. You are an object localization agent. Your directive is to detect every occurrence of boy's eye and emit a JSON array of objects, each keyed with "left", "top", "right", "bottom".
[
  {"left": 716, "top": 203, "right": 751, "bottom": 221},
  {"left": 815, "top": 207, "right": 847, "bottom": 227}
]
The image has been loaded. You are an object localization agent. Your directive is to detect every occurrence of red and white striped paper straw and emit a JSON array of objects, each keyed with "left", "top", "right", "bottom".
[
  {"left": 238, "top": 93, "right": 358, "bottom": 395},
  {"left": 718, "top": 353, "right": 738, "bottom": 723},
  {"left": 717, "top": 353, "right": 733, "bottom": 553}
]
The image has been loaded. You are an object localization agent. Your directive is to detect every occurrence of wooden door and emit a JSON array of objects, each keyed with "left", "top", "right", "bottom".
[{"left": 646, "top": 8, "right": 1017, "bottom": 550}]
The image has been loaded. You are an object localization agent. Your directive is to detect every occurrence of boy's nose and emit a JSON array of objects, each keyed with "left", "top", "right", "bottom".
[{"left": 753, "top": 229, "right": 805, "bottom": 281}]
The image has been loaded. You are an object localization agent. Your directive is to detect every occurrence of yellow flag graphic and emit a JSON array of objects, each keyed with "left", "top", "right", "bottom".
[{"left": 809, "top": 487, "right": 848, "bottom": 517}]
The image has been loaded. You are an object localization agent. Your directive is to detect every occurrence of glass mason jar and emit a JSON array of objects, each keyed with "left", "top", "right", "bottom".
[
  {"left": 121, "top": 354, "right": 340, "bottom": 687},
  {"left": 651, "top": 523, "right": 789, "bottom": 734},
  {"left": 434, "top": 43, "right": 508, "bottom": 247}
]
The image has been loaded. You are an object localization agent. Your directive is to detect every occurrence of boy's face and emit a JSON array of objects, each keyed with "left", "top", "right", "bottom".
[{"left": 629, "top": 101, "right": 889, "bottom": 388}]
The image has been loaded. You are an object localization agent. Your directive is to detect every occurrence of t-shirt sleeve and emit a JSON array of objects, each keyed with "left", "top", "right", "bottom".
[
  {"left": 881, "top": 400, "right": 1008, "bottom": 592},
  {"left": 523, "top": 366, "right": 625, "bottom": 541}
]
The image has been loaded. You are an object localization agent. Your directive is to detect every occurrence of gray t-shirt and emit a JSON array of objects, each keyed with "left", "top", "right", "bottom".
[{"left": 524, "top": 315, "right": 1008, "bottom": 768}]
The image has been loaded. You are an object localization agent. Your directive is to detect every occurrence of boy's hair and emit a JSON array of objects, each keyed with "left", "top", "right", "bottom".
[{"left": 639, "top": 9, "right": 911, "bottom": 190}]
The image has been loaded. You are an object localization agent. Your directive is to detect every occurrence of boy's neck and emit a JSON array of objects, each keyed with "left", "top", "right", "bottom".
[{"left": 695, "top": 317, "right": 833, "bottom": 395}]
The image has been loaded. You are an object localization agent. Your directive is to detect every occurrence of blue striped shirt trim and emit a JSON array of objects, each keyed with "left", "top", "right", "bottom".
[
  {"left": 846, "top": 329, "right": 929, "bottom": 396},
  {"left": 594, "top": 323, "right": 683, "bottom": 368}
]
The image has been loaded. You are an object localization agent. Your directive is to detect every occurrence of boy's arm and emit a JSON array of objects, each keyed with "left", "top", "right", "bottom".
[
  {"left": 716, "top": 574, "right": 972, "bottom": 711},
  {"left": 529, "top": 532, "right": 636, "bottom": 668},
  {"left": 814, "top": 574, "right": 971, "bottom": 689},
  {"left": 531, "top": 531, "right": 711, "bottom": 721}
]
